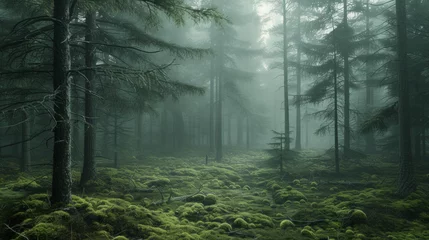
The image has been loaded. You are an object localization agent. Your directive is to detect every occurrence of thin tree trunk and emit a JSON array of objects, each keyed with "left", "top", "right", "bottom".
[
  {"left": 149, "top": 114, "right": 153, "bottom": 145},
  {"left": 80, "top": 11, "right": 97, "bottom": 187},
  {"left": 295, "top": 1, "right": 302, "bottom": 150},
  {"left": 227, "top": 115, "right": 231, "bottom": 146},
  {"left": 246, "top": 116, "right": 250, "bottom": 150},
  {"left": 21, "top": 110, "right": 31, "bottom": 172},
  {"left": 209, "top": 32, "right": 215, "bottom": 152},
  {"left": 51, "top": 0, "right": 72, "bottom": 205},
  {"left": 114, "top": 112, "right": 119, "bottom": 168},
  {"left": 395, "top": 0, "right": 416, "bottom": 196},
  {"left": 283, "top": 0, "right": 290, "bottom": 150},
  {"left": 237, "top": 115, "right": 243, "bottom": 146},
  {"left": 365, "top": 0, "right": 376, "bottom": 153},
  {"left": 136, "top": 110, "right": 142, "bottom": 153},
  {"left": 343, "top": 0, "right": 351, "bottom": 153}
]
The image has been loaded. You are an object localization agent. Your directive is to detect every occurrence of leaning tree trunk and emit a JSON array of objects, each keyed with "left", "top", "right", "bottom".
[
  {"left": 343, "top": 0, "right": 351, "bottom": 153},
  {"left": 51, "top": 0, "right": 72, "bottom": 205},
  {"left": 395, "top": 0, "right": 416, "bottom": 196},
  {"left": 282, "top": 0, "right": 290, "bottom": 150},
  {"left": 80, "top": 11, "right": 97, "bottom": 187},
  {"left": 21, "top": 110, "right": 31, "bottom": 172},
  {"left": 295, "top": 1, "right": 302, "bottom": 150}
]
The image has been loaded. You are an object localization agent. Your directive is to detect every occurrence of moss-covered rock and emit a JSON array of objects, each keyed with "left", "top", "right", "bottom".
[
  {"left": 233, "top": 217, "right": 249, "bottom": 228},
  {"left": 300, "top": 228, "right": 316, "bottom": 239},
  {"left": 273, "top": 189, "right": 306, "bottom": 204},
  {"left": 113, "top": 236, "right": 129, "bottom": 240},
  {"left": 350, "top": 210, "right": 367, "bottom": 225},
  {"left": 280, "top": 220, "right": 295, "bottom": 229},
  {"left": 203, "top": 194, "right": 217, "bottom": 205},
  {"left": 17, "top": 222, "right": 67, "bottom": 240},
  {"left": 186, "top": 194, "right": 205, "bottom": 203},
  {"left": 176, "top": 203, "right": 207, "bottom": 221}
]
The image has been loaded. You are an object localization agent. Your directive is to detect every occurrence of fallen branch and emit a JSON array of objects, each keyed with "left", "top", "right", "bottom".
[{"left": 4, "top": 223, "right": 29, "bottom": 240}]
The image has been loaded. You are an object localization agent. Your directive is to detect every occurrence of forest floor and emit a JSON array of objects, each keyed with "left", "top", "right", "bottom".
[{"left": 0, "top": 148, "right": 429, "bottom": 240}]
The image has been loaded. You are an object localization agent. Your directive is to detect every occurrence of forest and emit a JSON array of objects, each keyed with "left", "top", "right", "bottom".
[{"left": 0, "top": 0, "right": 428, "bottom": 239}]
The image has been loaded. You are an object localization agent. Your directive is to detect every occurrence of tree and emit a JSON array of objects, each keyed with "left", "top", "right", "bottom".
[
  {"left": 282, "top": 0, "right": 290, "bottom": 151},
  {"left": 51, "top": 0, "right": 72, "bottom": 204},
  {"left": 395, "top": 0, "right": 416, "bottom": 196}
]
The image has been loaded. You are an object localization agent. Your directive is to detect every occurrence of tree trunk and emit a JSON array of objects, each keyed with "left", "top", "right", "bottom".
[
  {"left": 295, "top": 1, "right": 302, "bottom": 150},
  {"left": 283, "top": 0, "right": 290, "bottom": 150},
  {"left": 364, "top": 0, "right": 376, "bottom": 153},
  {"left": 395, "top": 0, "right": 416, "bottom": 196},
  {"left": 80, "top": 11, "right": 97, "bottom": 187},
  {"left": 149, "top": 114, "right": 153, "bottom": 145},
  {"left": 135, "top": 110, "right": 142, "bottom": 153},
  {"left": 237, "top": 115, "right": 243, "bottom": 146},
  {"left": 114, "top": 112, "right": 119, "bottom": 168},
  {"left": 51, "top": 0, "right": 72, "bottom": 205},
  {"left": 227, "top": 115, "right": 231, "bottom": 146},
  {"left": 71, "top": 78, "right": 81, "bottom": 161},
  {"left": 343, "top": 0, "right": 351, "bottom": 153},
  {"left": 21, "top": 110, "right": 31, "bottom": 172},
  {"left": 209, "top": 27, "right": 215, "bottom": 152},
  {"left": 246, "top": 116, "right": 250, "bottom": 150}
]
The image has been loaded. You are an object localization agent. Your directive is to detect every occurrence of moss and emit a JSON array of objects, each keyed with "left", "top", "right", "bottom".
[
  {"left": 18, "top": 222, "right": 67, "bottom": 240},
  {"left": 243, "top": 185, "right": 251, "bottom": 190},
  {"left": 203, "top": 194, "right": 217, "bottom": 205},
  {"left": 176, "top": 203, "right": 207, "bottom": 221},
  {"left": 171, "top": 168, "right": 199, "bottom": 176},
  {"left": 137, "top": 224, "right": 167, "bottom": 238},
  {"left": 7, "top": 176, "right": 42, "bottom": 191},
  {"left": 310, "top": 182, "right": 318, "bottom": 187},
  {"left": 310, "top": 187, "right": 317, "bottom": 191},
  {"left": 113, "top": 236, "right": 129, "bottom": 240},
  {"left": 292, "top": 179, "right": 301, "bottom": 185},
  {"left": 146, "top": 178, "right": 170, "bottom": 188},
  {"left": 280, "top": 220, "right": 295, "bottom": 229},
  {"left": 233, "top": 217, "right": 249, "bottom": 228},
  {"left": 300, "top": 199, "right": 307, "bottom": 204},
  {"left": 36, "top": 210, "right": 70, "bottom": 223},
  {"left": 273, "top": 189, "right": 306, "bottom": 204},
  {"left": 345, "top": 229, "right": 354, "bottom": 236},
  {"left": 286, "top": 185, "right": 293, "bottom": 190},
  {"left": 186, "top": 194, "right": 205, "bottom": 203},
  {"left": 300, "top": 228, "right": 316, "bottom": 239},
  {"left": 123, "top": 194, "right": 134, "bottom": 201},
  {"left": 350, "top": 210, "right": 367, "bottom": 225}
]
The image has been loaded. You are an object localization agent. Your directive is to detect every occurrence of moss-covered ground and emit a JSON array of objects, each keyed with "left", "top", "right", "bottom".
[{"left": 0, "top": 148, "right": 429, "bottom": 239}]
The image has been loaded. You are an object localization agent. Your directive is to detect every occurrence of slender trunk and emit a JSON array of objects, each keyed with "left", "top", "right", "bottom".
[
  {"left": 215, "top": 30, "right": 223, "bottom": 161},
  {"left": 72, "top": 79, "right": 81, "bottom": 161},
  {"left": 136, "top": 110, "right": 142, "bottom": 153},
  {"left": 21, "top": 110, "right": 31, "bottom": 172},
  {"left": 237, "top": 115, "right": 243, "bottom": 146},
  {"left": 209, "top": 30, "right": 215, "bottom": 152},
  {"left": 80, "top": 11, "right": 97, "bottom": 187},
  {"left": 149, "top": 115, "right": 153, "bottom": 145},
  {"left": 227, "top": 115, "right": 231, "bottom": 146},
  {"left": 395, "top": 0, "right": 416, "bottom": 196},
  {"left": 343, "top": 0, "right": 351, "bottom": 153},
  {"left": 295, "top": 1, "right": 302, "bottom": 150},
  {"left": 51, "top": 0, "right": 72, "bottom": 205},
  {"left": 114, "top": 112, "right": 118, "bottom": 168},
  {"left": 161, "top": 104, "right": 167, "bottom": 146},
  {"left": 283, "top": 0, "right": 290, "bottom": 150},
  {"left": 280, "top": 133, "right": 283, "bottom": 173},
  {"left": 102, "top": 115, "right": 109, "bottom": 158},
  {"left": 246, "top": 117, "right": 250, "bottom": 150},
  {"left": 365, "top": 0, "right": 376, "bottom": 153}
]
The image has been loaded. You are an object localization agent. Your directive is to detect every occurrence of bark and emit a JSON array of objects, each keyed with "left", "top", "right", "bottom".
[
  {"left": 80, "top": 11, "right": 97, "bottom": 187},
  {"left": 295, "top": 2, "right": 302, "bottom": 150},
  {"left": 114, "top": 113, "right": 119, "bottom": 168},
  {"left": 343, "top": 0, "right": 351, "bottom": 153},
  {"left": 246, "top": 116, "right": 250, "bottom": 150},
  {"left": 209, "top": 59, "right": 215, "bottom": 152},
  {"left": 283, "top": 0, "right": 290, "bottom": 150},
  {"left": 135, "top": 110, "right": 142, "bottom": 152},
  {"left": 237, "top": 115, "right": 243, "bottom": 146},
  {"left": 51, "top": 0, "right": 72, "bottom": 205},
  {"left": 364, "top": 0, "right": 376, "bottom": 153},
  {"left": 395, "top": 0, "right": 416, "bottom": 196},
  {"left": 21, "top": 110, "right": 31, "bottom": 172}
]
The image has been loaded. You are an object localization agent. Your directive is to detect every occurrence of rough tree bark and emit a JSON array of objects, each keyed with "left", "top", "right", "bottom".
[
  {"left": 80, "top": 11, "right": 97, "bottom": 187},
  {"left": 395, "top": 0, "right": 416, "bottom": 196},
  {"left": 282, "top": 0, "right": 290, "bottom": 150},
  {"left": 51, "top": 0, "right": 72, "bottom": 205}
]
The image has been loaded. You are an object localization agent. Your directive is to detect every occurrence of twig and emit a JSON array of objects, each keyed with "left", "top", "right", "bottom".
[{"left": 4, "top": 223, "right": 29, "bottom": 240}]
